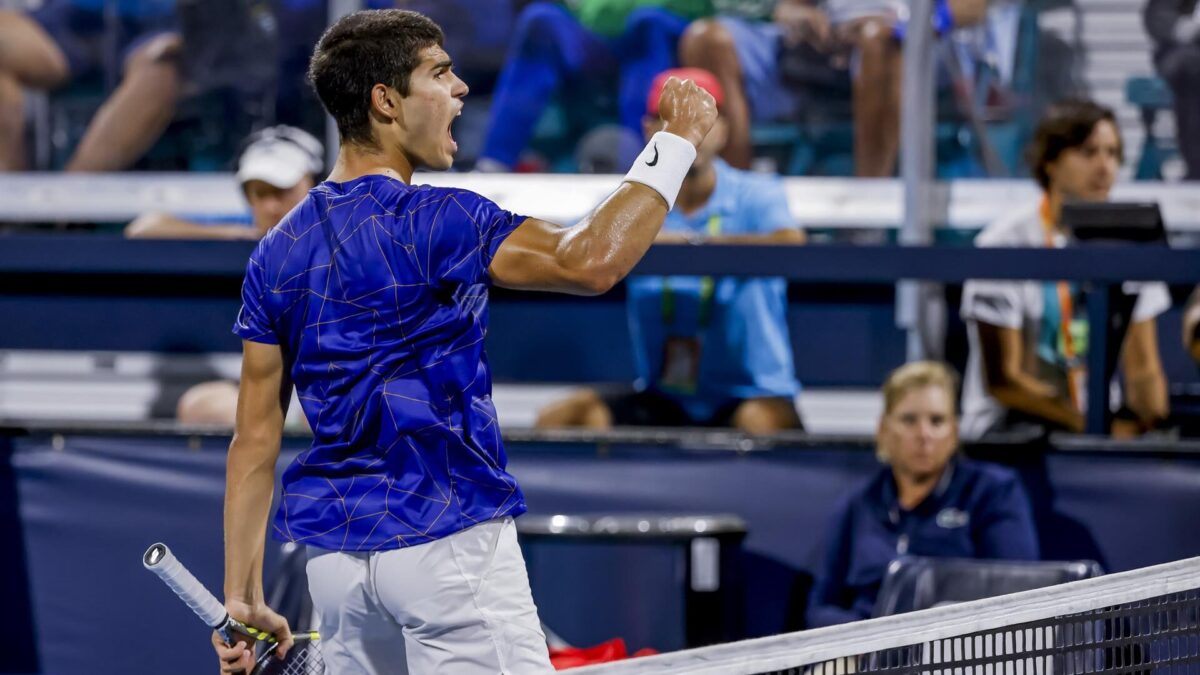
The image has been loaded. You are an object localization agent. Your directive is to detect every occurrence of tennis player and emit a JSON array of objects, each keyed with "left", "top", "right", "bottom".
[{"left": 214, "top": 8, "right": 716, "bottom": 675}]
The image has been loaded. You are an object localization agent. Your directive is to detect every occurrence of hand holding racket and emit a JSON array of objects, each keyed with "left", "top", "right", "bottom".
[
  {"left": 143, "top": 543, "right": 323, "bottom": 675},
  {"left": 212, "top": 598, "right": 293, "bottom": 674}
]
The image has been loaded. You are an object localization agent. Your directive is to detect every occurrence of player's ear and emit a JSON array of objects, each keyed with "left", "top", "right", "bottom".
[{"left": 369, "top": 83, "right": 402, "bottom": 123}]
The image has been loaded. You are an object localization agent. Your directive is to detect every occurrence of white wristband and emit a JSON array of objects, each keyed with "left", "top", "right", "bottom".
[{"left": 623, "top": 131, "right": 698, "bottom": 211}]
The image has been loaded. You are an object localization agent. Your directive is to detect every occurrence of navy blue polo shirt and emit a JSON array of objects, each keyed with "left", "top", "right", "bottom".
[{"left": 807, "top": 457, "right": 1040, "bottom": 627}]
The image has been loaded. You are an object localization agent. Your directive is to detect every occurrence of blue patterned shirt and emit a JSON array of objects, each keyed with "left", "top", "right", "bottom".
[{"left": 233, "top": 174, "right": 527, "bottom": 551}]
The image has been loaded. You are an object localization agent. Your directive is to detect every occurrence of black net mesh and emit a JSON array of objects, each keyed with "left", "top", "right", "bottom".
[{"left": 758, "top": 590, "right": 1200, "bottom": 675}]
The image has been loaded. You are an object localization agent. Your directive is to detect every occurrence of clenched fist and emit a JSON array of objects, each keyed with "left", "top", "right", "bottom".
[{"left": 655, "top": 76, "right": 719, "bottom": 149}]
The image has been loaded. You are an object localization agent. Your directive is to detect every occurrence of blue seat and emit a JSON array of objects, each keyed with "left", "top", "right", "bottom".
[
  {"left": 872, "top": 556, "right": 1104, "bottom": 618},
  {"left": 1126, "top": 75, "right": 1179, "bottom": 180}
]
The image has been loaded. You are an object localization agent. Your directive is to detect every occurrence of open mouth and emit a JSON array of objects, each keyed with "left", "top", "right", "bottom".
[{"left": 447, "top": 110, "right": 462, "bottom": 152}]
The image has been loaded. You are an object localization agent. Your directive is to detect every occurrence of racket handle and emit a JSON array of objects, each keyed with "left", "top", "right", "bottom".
[{"left": 143, "top": 542, "right": 227, "bottom": 628}]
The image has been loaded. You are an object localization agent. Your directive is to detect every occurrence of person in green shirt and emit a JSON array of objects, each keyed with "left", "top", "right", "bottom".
[{"left": 477, "top": 0, "right": 711, "bottom": 171}]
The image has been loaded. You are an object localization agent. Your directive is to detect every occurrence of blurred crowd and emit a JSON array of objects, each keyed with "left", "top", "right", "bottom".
[
  {"left": 3, "top": 1, "right": 1193, "bottom": 435},
  {"left": 0, "top": 0, "right": 1196, "bottom": 178},
  {"left": 0, "top": 1, "right": 1195, "bottom": 432}
]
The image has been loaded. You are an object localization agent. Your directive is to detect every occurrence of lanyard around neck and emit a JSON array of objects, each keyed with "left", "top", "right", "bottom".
[
  {"left": 661, "top": 213, "right": 722, "bottom": 328},
  {"left": 1041, "top": 197, "right": 1082, "bottom": 411}
]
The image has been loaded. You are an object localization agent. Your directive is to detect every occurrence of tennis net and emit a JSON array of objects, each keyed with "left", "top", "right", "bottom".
[{"left": 574, "top": 556, "right": 1200, "bottom": 675}]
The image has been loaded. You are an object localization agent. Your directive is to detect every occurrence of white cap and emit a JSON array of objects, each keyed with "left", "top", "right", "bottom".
[{"left": 235, "top": 126, "right": 324, "bottom": 189}]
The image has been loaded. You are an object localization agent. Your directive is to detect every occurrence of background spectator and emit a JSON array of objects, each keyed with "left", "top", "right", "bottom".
[
  {"left": 125, "top": 125, "right": 323, "bottom": 239},
  {"left": 677, "top": 0, "right": 988, "bottom": 174},
  {"left": 959, "top": 99, "right": 1170, "bottom": 440},
  {"left": 475, "top": 0, "right": 706, "bottom": 171},
  {"left": 0, "top": 6, "right": 68, "bottom": 170},
  {"left": 1145, "top": 0, "right": 1200, "bottom": 180},
  {"left": 536, "top": 68, "right": 806, "bottom": 434},
  {"left": 0, "top": 0, "right": 180, "bottom": 171},
  {"left": 807, "top": 360, "right": 1039, "bottom": 628}
]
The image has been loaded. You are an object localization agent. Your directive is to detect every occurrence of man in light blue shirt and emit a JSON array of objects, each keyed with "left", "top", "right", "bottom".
[{"left": 538, "top": 67, "right": 805, "bottom": 433}]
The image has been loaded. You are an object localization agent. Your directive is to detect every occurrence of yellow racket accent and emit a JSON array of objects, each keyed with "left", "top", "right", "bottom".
[{"left": 242, "top": 625, "right": 321, "bottom": 644}]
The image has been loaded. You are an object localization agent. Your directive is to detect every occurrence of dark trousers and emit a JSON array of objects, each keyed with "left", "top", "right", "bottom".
[
  {"left": 479, "top": 2, "right": 688, "bottom": 168},
  {"left": 1158, "top": 43, "right": 1200, "bottom": 180}
]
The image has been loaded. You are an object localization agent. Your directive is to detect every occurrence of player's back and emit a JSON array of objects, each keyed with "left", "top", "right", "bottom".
[{"left": 235, "top": 173, "right": 528, "bottom": 550}]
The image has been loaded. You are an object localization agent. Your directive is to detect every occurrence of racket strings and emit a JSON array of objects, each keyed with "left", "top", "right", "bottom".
[{"left": 256, "top": 638, "right": 324, "bottom": 675}]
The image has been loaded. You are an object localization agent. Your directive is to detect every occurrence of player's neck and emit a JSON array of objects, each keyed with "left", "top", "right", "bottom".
[
  {"left": 676, "top": 162, "right": 717, "bottom": 215},
  {"left": 326, "top": 143, "right": 416, "bottom": 185}
]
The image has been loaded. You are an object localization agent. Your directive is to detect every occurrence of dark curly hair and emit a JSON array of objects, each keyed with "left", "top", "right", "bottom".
[
  {"left": 308, "top": 10, "right": 444, "bottom": 148},
  {"left": 1026, "top": 99, "right": 1122, "bottom": 191}
]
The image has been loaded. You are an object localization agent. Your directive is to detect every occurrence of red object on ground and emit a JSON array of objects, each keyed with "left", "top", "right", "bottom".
[{"left": 549, "top": 638, "right": 659, "bottom": 669}]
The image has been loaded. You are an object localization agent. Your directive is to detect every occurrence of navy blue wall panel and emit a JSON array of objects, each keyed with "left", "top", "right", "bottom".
[
  {"left": 0, "top": 288, "right": 1193, "bottom": 388},
  {"left": 6, "top": 435, "right": 1200, "bottom": 674}
]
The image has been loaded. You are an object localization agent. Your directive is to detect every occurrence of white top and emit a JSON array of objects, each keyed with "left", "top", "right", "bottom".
[
  {"left": 824, "top": 0, "right": 907, "bottom": 23},
  {"left": 958, "top": 206, "right": 1172, "bottom": 439}
]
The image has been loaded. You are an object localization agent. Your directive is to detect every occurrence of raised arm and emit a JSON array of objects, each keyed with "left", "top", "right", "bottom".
[
  {"left": 214, "top": 339, "right": 294, "bottom": 673},
  {"left": 488, "top": 77, "right": 717, "bottom": 295}
]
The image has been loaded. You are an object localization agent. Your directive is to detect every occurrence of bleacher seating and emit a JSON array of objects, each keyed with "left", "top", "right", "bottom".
[{"left": 1126, "top": 75, "right": 1178, "bottom": 180}]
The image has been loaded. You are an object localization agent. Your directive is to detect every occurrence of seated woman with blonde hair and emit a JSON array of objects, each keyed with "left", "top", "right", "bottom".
[{"left": 807, "top": 361, "right": 1040, "bottom": 627}]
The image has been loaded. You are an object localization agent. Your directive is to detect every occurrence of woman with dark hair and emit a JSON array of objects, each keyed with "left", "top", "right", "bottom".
[{"left": 958, "top": 99, "right": 1170, "bottom": 439}]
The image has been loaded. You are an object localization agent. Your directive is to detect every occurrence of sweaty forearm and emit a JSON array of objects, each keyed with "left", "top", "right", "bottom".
[
  {"left": 556, "top": 182, "right": 670, "bottom": 290},
  {"left": 493, "top": 77, "right": 715, "bottom": 295},
  {"left": 223, "top": 440, "right": 279, "bottom": 604},
  {"left": 556, "top": 125, "right": 704, "bottom": 288}
]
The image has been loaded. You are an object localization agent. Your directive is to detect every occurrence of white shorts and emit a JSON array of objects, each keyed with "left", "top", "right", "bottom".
[{"left": 305, "top": 517, "right": 553, "bottom": 674}]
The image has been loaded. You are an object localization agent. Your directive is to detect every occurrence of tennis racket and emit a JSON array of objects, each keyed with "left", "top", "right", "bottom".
[{"left": 142, "top": 542, "right": 323, "bottom": 675}]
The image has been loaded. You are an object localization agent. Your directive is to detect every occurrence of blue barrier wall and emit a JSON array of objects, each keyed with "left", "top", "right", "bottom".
[
  {"left": 2, "top": 239, "right": 1198, "bottom": 389},
  {"left": 0, "top": 287, "right": 908, "bottom": 386},
  {"left": 0, "top": 285, "right": 1194, "bottom": 389},
  {"left": 5, "top": 432, "right": 1200, "bottom": 674}
]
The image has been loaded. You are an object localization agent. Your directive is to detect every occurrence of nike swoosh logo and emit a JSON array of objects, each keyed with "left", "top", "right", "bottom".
[{"left": 646, "top": 143, "right": 659, "bottom": 167}]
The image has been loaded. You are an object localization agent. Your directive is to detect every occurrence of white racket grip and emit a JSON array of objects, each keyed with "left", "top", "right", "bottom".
[{"left": 143, "top": 543, "right": 227, "bottom": 628}]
